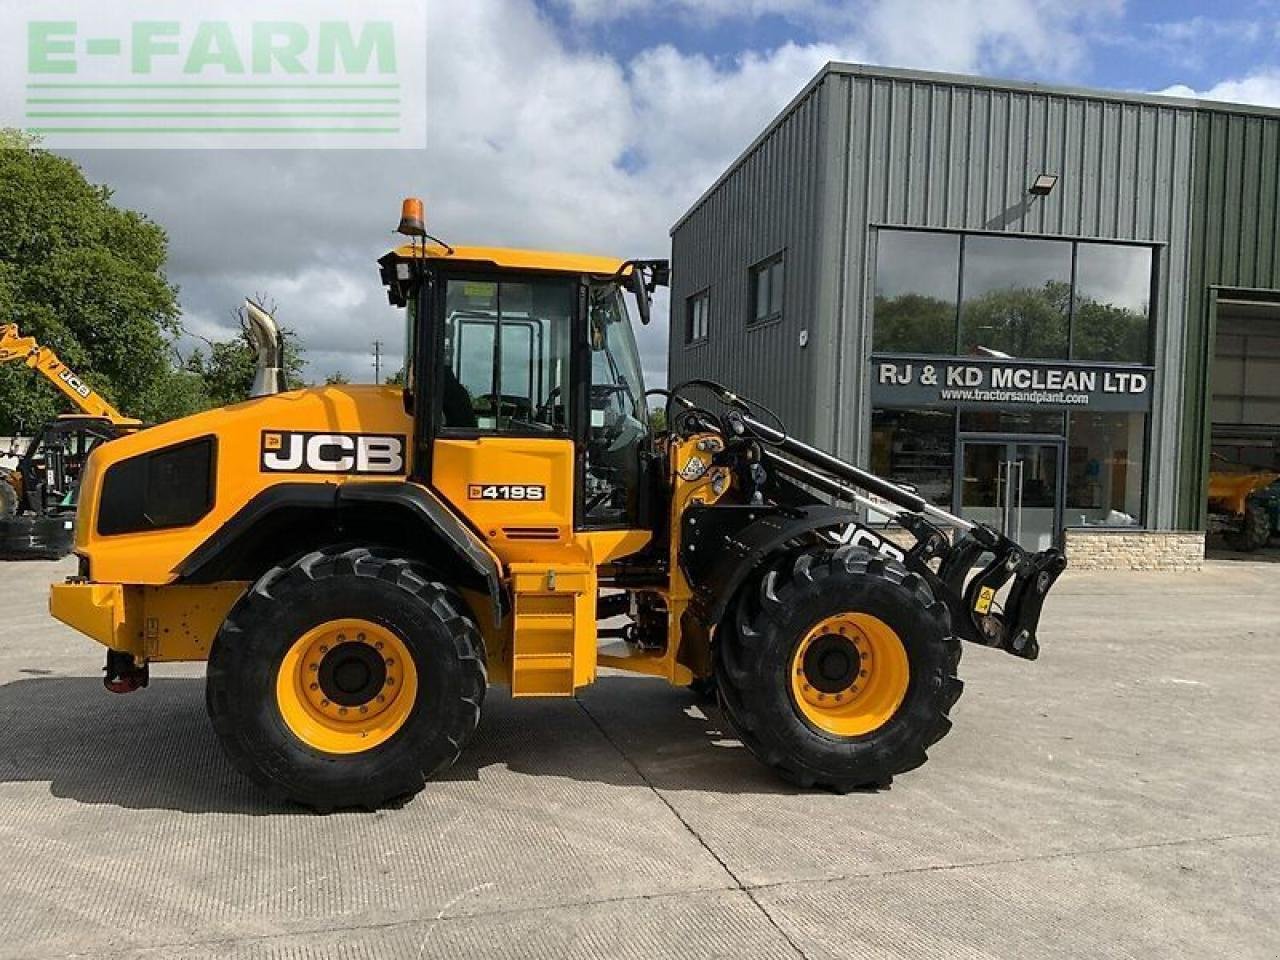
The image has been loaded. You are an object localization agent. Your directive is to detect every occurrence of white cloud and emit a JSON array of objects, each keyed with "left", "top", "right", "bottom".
[
  {"left": 1159, "top": 71, "right": 1280, "bottom": 109},
  {"left": 553, "top": 0, "right": 841, "bottom": 25}
]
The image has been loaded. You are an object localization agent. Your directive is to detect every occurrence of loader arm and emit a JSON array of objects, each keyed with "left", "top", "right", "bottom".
[
  {"left": 671, "top": 383, "right": 1067, "bottom": 660},
  {"left": 0, "top": 324, "right": 140, "bottom": 427}
]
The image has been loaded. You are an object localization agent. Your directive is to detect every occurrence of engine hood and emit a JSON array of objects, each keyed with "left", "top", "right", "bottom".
[{"left": 75, "top": 385, "right": 413, "bottom": 584}]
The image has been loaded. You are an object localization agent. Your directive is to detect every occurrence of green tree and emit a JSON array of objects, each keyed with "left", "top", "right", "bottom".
[
  {"left": 0, "top": 129, "right": 180, "bottom": 433},
  {"left": 324, "top": 371, "right": 351, "bottom": 385}
]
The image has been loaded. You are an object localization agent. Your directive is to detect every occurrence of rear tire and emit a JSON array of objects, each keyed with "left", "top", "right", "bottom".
[
  {"left": 0, "top": 514, "right": 75, "bottom": 561},
  {"left": 0, "top": 473, "right": 17, "bottom": 519},
  {"left": 1224, "top": 503, "right": 1271, "bottom": 552},
  {"left": 207, "top": 547, "right": 486, "bottom": 810},
  {"left": 715, "top": 546, "right": 962, "bottom": 792}
]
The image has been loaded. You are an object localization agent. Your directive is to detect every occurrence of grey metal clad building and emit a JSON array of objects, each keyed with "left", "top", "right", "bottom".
[{"left": 669, "top": 62, "right": 1280, "bottom": 558}]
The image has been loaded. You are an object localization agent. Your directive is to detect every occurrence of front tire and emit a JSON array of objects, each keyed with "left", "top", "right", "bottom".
[
  {"left": 715, "top": 547, "right": 962, "bottom": 792},
  {"left": 207, "top": 547, "right": 486, "bottom": 810}
]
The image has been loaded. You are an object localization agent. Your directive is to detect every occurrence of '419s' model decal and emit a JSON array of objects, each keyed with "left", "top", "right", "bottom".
[
  {"left": 468, "top": 484, "right": 547, "bottom": 502},
  {"left": 261, "top": 431, "right": 406, "bottom": 475}
]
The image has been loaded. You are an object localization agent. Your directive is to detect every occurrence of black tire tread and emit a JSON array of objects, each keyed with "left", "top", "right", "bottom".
[
  {"left": 715, "top": 547, "right": 962, "bottom": 793},
  {"left": 207, "top": 546, "right": 486, "bottom": 810}
]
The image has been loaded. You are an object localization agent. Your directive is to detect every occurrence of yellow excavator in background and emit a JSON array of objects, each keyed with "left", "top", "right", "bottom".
[{"left": 0, "top": 323, "right": 141, "bottom": 557}]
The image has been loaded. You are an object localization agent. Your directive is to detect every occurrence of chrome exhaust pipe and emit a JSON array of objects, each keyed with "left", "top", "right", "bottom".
[{"left": 244, "top": 299, "right": 284, "bottom": 397}]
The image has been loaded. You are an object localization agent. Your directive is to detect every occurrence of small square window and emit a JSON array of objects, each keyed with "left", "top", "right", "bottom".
[
  {"left": 686, "top": 290, "right": 710, "bottom": 344},
  {"left": 750, "top": 253, "right": 785, "bottom": 325}
]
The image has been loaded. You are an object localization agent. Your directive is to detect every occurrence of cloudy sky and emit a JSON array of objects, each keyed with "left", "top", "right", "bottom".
[{"left": 59, "top": 0, "right": 1280, "bottom": 387}]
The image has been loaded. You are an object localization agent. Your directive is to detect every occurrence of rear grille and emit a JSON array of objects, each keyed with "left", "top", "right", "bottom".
[{"left": 502, "top": 527, "right": 560, "bottom": 541}]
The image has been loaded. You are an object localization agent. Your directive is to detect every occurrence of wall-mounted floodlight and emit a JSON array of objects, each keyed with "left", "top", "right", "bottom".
[{"left": 1030, "top": 174, "right": 1059, "bottom": 196}]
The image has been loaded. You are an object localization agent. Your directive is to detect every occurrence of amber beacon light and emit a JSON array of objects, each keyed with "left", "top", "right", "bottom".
[{"left": 397, "top": 197, "right": 427, "bottom": 237}]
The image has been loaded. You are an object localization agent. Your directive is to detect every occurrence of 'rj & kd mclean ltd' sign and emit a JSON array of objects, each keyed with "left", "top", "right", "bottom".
[{"left": 870, "top": 355, "right": 1154, "bottom": 413}]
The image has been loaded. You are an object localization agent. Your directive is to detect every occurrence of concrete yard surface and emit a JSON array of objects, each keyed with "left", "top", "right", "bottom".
[{"left": 0, "top": 558, "right": 1276, "bottom": 959}]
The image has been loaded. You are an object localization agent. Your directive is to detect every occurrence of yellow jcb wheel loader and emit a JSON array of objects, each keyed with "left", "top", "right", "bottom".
[{"left": 49, "top": 199, "right": 1066, "bottom": 810}]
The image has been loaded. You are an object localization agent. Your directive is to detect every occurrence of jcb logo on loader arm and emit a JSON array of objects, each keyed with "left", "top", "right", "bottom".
[
  {"left": 260, "top": 431, "right": 406, "bottom": 475},
  {"left": 823, "top": 523, "right": 907, "bottom": 563}
]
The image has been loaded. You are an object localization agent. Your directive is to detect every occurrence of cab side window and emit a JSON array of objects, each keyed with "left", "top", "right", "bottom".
[{"left": 441, "top": 279, "right": 574, "bottom": 433}]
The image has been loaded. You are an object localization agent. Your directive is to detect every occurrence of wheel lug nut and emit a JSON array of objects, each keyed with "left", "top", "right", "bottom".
[
  {"left": 377, "top": 695, "right": 386, "bottom": 703},
  {"left": 359, "top": 706, "right": 368, "bottom": 714},
  {"left": 319, "top": 645, "right": 328, "bottom": 654},
  {"left": 357, "top": 633, "right": 365, "bottom": 642},
  {"left": 860, "top": 670, "right": 868, "bottom": 678},
  {"left": 309, "top": 664, "right": 318, "bottom": 672},
  {"left": 321, "top": 699, "right": 330, "bottom": 707},
  {"left": 386, "top": 678, "right": 395, "bottom": 686},
  {"left": 310, "top": 683, "right": 319, "bottom": 691},
  {"left": 375, "top": 641, "right": 384, "bottom": 650},
  {"left": 385, "top": 659, "right": 395, "bottom": 667}
]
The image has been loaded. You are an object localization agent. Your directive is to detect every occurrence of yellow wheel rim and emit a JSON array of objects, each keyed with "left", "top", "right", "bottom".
[
  {"left": 275, "top": 618, "right": 417, "bottom": 755},
  {"left": 789, "top": 612, "right": 910, "bottom": 738}
]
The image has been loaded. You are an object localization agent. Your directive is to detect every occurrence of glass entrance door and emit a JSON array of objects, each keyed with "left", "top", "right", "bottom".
[{"left": 960, "top": 439, "right": 1063, "bottom": 551}]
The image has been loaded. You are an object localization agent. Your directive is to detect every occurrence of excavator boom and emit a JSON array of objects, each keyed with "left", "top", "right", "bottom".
[{"left": 0, "top": 323, "right": 140, "bottom": 427}]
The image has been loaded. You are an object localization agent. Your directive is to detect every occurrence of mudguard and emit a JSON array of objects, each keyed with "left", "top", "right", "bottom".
[
  {"left": 680, "top": 503, "right": 907, "bottom": 627},
  {"left": 176, "top": 481, "right": 506, "bottom": 622}
]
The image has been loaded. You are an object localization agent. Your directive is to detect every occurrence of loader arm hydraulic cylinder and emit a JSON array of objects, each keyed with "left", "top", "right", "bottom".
[{"left": 729, "top": 409, "right": 976, "bottom": 532}]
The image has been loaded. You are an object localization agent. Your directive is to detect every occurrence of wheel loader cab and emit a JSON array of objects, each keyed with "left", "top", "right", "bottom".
[
  {"left": 400, "top": 257, "right": 652, "bottom": 536},
  {"left": 380, "top": 243, "right": 660, "bottom": 697}
]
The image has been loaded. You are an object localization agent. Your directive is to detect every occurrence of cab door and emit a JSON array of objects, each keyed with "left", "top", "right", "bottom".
[{"left": 429, "top": 275, "right": 578, "bottom": 564}]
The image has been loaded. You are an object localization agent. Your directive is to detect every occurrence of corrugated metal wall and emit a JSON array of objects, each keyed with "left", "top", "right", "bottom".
[
  {"left": 1180, "top": 111, "right": 1280, "bottom": 527},
  {"left": 820, "top": 69, "right": 1197, "bottom": 530},
  {"left": 668, "top": 84, "right": 827, "bottom": 439}
]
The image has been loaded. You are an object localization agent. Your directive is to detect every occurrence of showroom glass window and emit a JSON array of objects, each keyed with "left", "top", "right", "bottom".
[
  {"left": 869, "top": 408, "right": 955, "bottom": 508},
  {"left": 872, "top": 229, "right": 1155, "bottom": 364},
  {"left": 960, "top": 236, "right": 1071, "bottom": 360},
  {"left": 1072, "top": 243, "right": 1153, "bottom": 363},
  {"left": 870, "top": 229, "right": 1156, "bottom": 530},
  {"left": 1065, "top": 412, "right": 1147, "bottom": 526},
  {"left": 872, "top": 231, "right": 960, "bottom": 353}
]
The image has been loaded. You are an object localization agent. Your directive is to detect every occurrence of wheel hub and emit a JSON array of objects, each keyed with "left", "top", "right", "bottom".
[
  {"left": 275, "top": 618, "right": 416, "bottom": 754},
  {"left": 802, "top": 634, "right": 862, "bottom": 693},
  {"left": 319, "top": 642, "right": 388, "bottom": 707},
  {"left": 790, "top": 612, "right": 910, "bottom": 738}
]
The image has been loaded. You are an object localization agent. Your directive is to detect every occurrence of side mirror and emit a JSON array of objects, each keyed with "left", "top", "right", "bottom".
[{"left": 631, "top": 269, "right": 651, "bottom": 326}]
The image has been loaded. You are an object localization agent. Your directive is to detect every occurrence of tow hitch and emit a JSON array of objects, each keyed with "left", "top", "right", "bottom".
[{"left": 104, "top": 650, "right": 148, "bottom": 694}]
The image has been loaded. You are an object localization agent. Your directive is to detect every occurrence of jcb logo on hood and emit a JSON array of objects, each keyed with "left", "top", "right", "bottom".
[{"left": 260, "top": 431, "right": 406, "bottom": 475}]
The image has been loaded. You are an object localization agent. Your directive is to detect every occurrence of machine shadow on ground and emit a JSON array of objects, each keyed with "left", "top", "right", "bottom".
[{"left": 0, "top": 674, "right": 804, "bottom": 815}]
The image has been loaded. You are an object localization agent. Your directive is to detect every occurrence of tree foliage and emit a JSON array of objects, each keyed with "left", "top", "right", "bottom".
[
  {"left": 874, "top": 280, "right": 1149, "bottom": 364},
  {"left": 0, "top": 130, "right": 180, "bottom": 433}
]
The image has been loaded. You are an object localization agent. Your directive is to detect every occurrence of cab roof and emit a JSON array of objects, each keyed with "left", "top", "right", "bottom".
[{"left": 386, "top": 244, "right": 627, "bottom": 277}]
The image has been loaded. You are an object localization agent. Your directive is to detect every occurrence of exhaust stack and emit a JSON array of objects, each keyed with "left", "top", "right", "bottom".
[{"left": 243, "top": 299, "right": 284, "bottom": 397}]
